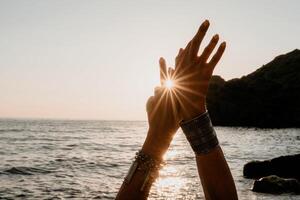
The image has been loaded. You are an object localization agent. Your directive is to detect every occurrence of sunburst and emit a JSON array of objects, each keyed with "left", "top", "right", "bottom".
[{"left": 154, "top": 69, "right": 204, "bottom": 121}]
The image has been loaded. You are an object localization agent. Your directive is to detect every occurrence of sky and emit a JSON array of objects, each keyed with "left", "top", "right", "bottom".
[{"left": 0, "top": 0, "right": 299, "bottom": 120}]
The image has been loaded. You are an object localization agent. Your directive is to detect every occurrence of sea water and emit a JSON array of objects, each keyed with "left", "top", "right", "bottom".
[{"left": 0, "top": 119, "right": 299, "bottom": 199}]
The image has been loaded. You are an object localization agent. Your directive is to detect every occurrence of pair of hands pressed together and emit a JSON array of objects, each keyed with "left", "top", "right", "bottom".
[
  {"left": 143, "top": 20, "right": 226, "bottom": 159},
  {"left": 117, "top": 20, "right": 238, "bottom": 200}
]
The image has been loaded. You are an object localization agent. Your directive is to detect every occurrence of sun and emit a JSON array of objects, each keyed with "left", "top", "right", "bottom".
[{"left": 165, "top": 79, "right": 174, "bottom": 89}]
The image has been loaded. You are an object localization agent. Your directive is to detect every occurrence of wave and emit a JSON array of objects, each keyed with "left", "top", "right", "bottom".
[
  {"left": 3, "top": 167, "right": 52, "bottom": 175},
  {"left": 0, "top": 129, "right": 26, "bottom": 133}
]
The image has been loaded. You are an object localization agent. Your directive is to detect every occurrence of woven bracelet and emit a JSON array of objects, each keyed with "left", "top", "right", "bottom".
[{"left": 180, "top": 111, "right": 219, "bottom": 155}]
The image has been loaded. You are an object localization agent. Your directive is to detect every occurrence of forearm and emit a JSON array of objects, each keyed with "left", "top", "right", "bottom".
[
  {"left": 116, "top": 130, "right": 168, "bottom": 200},
  {"left": 180, "top": 111, "right": 238, "bottom": 200},
  {"left": 116, "top": 163, "right": 157, "bottom": 200},
  {"left": 196, "top": 146, "right": 238, "bottom": 200}
]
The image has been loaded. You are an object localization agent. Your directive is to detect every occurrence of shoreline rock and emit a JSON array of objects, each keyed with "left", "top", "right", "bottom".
[
  {"left": 243, "top": 154, "right": 300, "bottom": 180},
  {"left": 244, "top": 154, "right": 300, "bottom": 194},
  {"left": 207, "top": 49, "right": 300, "bottom": 128},
  {"left": 252, "top": 175, "right": 300, "bottom": 194}
]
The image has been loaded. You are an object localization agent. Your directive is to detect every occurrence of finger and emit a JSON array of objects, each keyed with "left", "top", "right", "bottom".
[
  {"left": 178, "top": 48, "right": 184, "bottom": 57},
  {"left": 198, "top": 34, "right": 219, "bottom": 63},
  {"left": 159, "top": 57, "right": 167, "bottom": 85},
  {"left": 208, "top": 42, "right": 226, "bottom": 68},
  {"left": 168, "top": 67, "right": 175, "bottom": 79},
  {"left": 176, "top": 48, "right": 184, "bottom": 61},
  {"left": 154, "top": 86, "right": 163, "bottom": 96},
  {"left": 146, "top": 96, "right": 154, "bottom": 113},
  {"left": 188, "top": 20, "right": 210, "bottom": 59},
  {"left": 175, "top": 48, "right": 184, "bottom": 66},
  {"left": 153, "top": 87, "right": 166, "bottom": 107}
]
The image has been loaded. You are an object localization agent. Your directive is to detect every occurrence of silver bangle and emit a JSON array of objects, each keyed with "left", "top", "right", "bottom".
[
  {"left": 124, "top": 151, "right": 165, "bottom": 191},
  {"left": 180, "top": 111, "right": 219, "bottom": 154}
]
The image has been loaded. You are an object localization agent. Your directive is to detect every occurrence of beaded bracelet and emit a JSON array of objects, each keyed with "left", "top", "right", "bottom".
[
  {"left": 180, "top": 111, "right": 219, "bottom": 155},
  {"left": 124, "top": 151, "right": 165, "bottom": 191}
]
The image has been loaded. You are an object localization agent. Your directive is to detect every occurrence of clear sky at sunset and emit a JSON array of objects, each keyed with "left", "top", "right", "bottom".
[{"left": 0, "top": 0, "right": 299, "bottom": 120}]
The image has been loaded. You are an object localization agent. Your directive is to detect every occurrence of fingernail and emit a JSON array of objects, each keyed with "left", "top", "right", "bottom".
[
  {"left": 221, "top": 42, "right": 226, "bottom": 48},
  {"left": 213, "top": 34, "right": 219, "bottom": 40},
  {"left": 203, "top": 20, "right": 209, "bottom": 27},
  {"left": 200, "top": 20, "right": 210, "bottom": 30}
]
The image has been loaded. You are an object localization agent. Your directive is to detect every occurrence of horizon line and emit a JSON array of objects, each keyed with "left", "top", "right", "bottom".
[{"left": 0, "top": 116, "right": 147, "bottom": 122}]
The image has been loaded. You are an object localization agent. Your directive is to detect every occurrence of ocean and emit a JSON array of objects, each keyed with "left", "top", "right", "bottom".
[{"left": 0, "top": 119, "right": 299, "bottom": 200}]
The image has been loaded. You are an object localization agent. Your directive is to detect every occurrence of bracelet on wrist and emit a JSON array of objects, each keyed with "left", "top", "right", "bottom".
[
  {"left": 180, "top": 111, "right": 219, "bottom": 155},
  {"left": 124, "top": 150, "right": 165, "bottom": 191}
]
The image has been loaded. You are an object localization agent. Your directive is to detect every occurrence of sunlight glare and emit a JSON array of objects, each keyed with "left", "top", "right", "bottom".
[{"left": 165, "top": 79, "right": 174, "bottom": 89}]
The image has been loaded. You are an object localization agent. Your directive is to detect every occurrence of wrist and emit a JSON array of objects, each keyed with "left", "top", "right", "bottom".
[
  {"left": 180, "top": 111, "right": 219, "bottom": 155},
  {"left": 141, "top": 129, "right": 171, "bottom": 160},
  {"left": 182, "top": 104, "right": 206, "bottom": 121}
]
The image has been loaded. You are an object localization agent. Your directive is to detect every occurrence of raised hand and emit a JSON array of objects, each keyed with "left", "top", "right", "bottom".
[
  {"left": 117, "top": 20, "right": 237, "bottom": 200},
  {"left": 171, "top": 20, "right": 226, "bottom": 120},
  {"left": 142, "top": 58, "right": 181, "bottom": 159}
]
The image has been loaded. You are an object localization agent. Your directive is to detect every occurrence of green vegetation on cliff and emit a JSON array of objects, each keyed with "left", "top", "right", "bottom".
[{"left": 207, "top": 49, "right": 300, "bottom": 128}]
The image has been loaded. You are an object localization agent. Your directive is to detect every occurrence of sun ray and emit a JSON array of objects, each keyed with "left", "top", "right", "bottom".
[
  {"left": 171, "top": 87, "right": 204, "bottom": 118},
  {"left": 175, "top": 84, "right": 205, "bottom": 97},
  {"left": 170, "top": 89, "right": 190, "bottom": 118},
  {"left": 151, "top": 68, "right": 206, "bottom": 122},
  {"left": 150, "top": 89, "right": 168, "bottom": 120},
  {"left": 169, "top": 89, "right": 179, "bottom": 118}
]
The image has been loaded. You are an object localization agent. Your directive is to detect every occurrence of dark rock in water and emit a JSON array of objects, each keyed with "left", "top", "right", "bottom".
[
  {"left": 243, "top": 154, "right": 300, "bottom": 180},
  {"left": 244, "top": 160, "right": 271, "bottom": 179},
  {"left": 252, "top": 175, "right": 300, "bottom": 194},
  {"left": 4, "top": 166, "right": 52, "bottom": 175},
  {"left": 5, "top": 167, "right": 34, "bottom": 175}
]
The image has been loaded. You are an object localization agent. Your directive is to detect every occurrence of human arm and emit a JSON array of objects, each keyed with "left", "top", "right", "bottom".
[
  {"left": 172, "top": 20, "right": 238, "bottom": 200},
  {"left": 196, "top": 146, "right": 237, "bottom": 200},
  {"left": 116, "top": 58, "right": 180, "bottom": 200}
]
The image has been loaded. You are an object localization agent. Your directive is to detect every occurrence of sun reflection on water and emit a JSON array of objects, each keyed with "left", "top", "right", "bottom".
[
  {"left": 155, "top": 165, "right": 187, "bottom": 197},
  {"left": 156, "top": 176, "right": 186, "bottom": 192},
  {"left": 163, "top": 148, "right": 180, "bottom": 161},
  {"left": 153, "top": 145, "right": 188, "bottom": 198}
]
